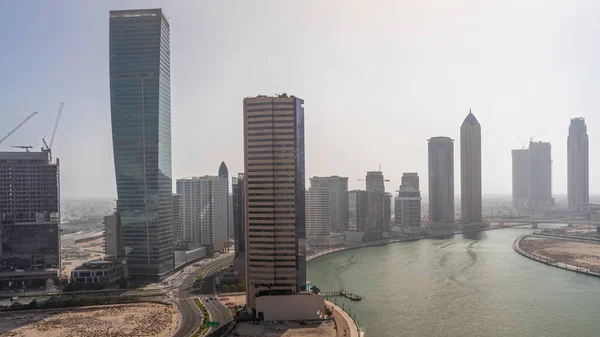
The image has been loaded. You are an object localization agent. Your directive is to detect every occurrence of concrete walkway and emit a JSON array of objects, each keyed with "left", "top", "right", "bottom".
[{"left": 325, "top": 299, "right": 364, "bottom": 337}]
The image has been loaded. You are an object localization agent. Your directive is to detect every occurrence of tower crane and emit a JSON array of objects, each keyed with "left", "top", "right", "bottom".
[
  {"left": 0, "top": 112, "right": 38, "bottom": 146},
  {"left": 529, "top": 129, "right": 546, "bottom": 142},
  {"left": 42, "top": 102, "right": 65, "bottom": 155}
]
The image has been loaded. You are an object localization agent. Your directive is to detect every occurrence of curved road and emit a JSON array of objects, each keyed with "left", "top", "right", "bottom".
[{"left": 173, "top": 255, "right": 233, "bottom": 337}]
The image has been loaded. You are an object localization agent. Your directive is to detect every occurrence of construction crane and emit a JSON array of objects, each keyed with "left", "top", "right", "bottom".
[
  {"left": 49, "top": 102, "right": 64, "bottom": 149},
  {"left": 43, "top": 103, "right": 65, "bottom": 154},
  {"left": 11, "top": 145, "right": 33, "bottom": 152},
  {"left": 517, "top": 134, "right": 526, "bottom": 149},
  {"left": 530, "top": 129, "right": 546, "bottom": 142},
  {"left": 0, "top": 112, "right": 38, "bottom": 146}
]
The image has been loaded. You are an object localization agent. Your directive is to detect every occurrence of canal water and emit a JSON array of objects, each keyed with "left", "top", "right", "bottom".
[{"left": 307, "top": 228, "right": 600, "bottom": 337}]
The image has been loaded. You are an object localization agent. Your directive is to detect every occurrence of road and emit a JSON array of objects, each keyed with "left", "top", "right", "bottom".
[
  {"left": 200, "top": 296, "right": 234, "bottom": 334},
  {"left": 172, "top": 254, "right": 233, "bottom": 337}
]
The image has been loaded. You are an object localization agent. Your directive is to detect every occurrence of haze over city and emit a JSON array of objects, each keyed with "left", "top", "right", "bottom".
[{"left": 3, "top": 0, "right": 600, "bottom": 199}]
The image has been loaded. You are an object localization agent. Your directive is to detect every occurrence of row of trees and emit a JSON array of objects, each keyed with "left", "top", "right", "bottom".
[{"left": 219, "top": 279, "right": 245, "bottom": 293}]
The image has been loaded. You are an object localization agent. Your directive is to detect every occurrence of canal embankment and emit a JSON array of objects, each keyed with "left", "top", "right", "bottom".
[{"left": 513, "top": 234, "right": 600, "bottom": 277}]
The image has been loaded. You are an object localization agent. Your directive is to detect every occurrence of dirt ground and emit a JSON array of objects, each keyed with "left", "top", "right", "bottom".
[
  {"left": 0, "top": 303, "right": 178, "bottom": 337},
  {"left": 61, "top": 238, "right": 106, "bottom": 278},
  {"left": 519, "top": 236, "right": 600, "bottom": 270}
]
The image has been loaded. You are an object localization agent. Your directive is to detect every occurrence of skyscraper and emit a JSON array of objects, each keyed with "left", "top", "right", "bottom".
[
  {"left": 176, "top": 177, "right": 229, "bottom": 251},
  {"left": 104, "top": 211, "right": 124, "bottom": 258},
  {"left": 243, "top": 94, "right": 306, "bottom": 309},
  {"left": 109, "top": 8, "right": 173, "bottom": 280},
  {"left": 172, "top": 194, "right": 183, "bottom": 242},
  {"left": 306, "top": 188, "right": 331, "bottom": 243},
  {"left": 460, "top": 111, "right": 482, "bottom": 223},
  {"left": 529, "top": 141, "right": 553, "bottom": 209},
  {"left": 366, "top": 171, "right": 385, "bottom": 193},
  {"left": 512, "top": 149, "right": 530, "bottom": 211},
  {"left": 232, "top": 174, "right": 245, "bottom": 258},
  {"left": 428, "top": 137, "right": 454, "bottom": 223},
  {"left": 401, "top": 172, "right": 420, "bottom": 190},
  {"left": 396, "top": 173, "right": 421, "bottom": 227},
  {"left": 567, "top": 118, "right": 589, "bottom": 211},
  {"left": 348, "top": 190, "right": 369, "bottom": 231},
  {"left": 218, "top": 161, "right": 232, "bottom": 239},
  {"left": 0, "top": 151, "right": 60, "bottom": 289},
  {"left": 309, "top": 176, "right": 349, "bottom": 232}
]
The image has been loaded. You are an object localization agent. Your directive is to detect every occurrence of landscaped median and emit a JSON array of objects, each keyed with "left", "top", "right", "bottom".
[{"left": 192, "top": 298, "right": 210, "bottom": 337}]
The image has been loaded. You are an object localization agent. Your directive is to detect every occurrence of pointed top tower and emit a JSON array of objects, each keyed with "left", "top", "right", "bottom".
[
  {"left": 463, "top": 109, "right": 480, "bottom": 126},
  {"left": 460, "top": 109, "right": 482, "bottom": 224},
  {"left": 218, "top": 161, "right": 228, "bottom": 179}
]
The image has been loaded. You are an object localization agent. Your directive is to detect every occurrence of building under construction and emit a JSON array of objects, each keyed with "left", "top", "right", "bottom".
[{"left": 0, "top": 150, "right": 60, "bottom": 289}]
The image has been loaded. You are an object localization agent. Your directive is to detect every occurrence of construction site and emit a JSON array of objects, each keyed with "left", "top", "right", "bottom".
[{"left": 0, "top": 105, "right": 64, "bottom": 290}]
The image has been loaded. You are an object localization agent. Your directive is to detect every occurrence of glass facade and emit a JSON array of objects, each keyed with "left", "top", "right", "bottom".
[{"left": 109, "top": 9, "right": 173, "bottom": 281}]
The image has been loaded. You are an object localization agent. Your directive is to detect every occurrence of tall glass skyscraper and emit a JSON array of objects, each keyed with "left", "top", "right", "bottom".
[{"left": 109, "top": 9, "right": 173, "bottom": 281}]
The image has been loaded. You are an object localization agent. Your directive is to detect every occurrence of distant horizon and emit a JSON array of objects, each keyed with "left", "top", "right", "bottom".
[{"left": 3, "top": 1, "right": 600, "bottom": 198}]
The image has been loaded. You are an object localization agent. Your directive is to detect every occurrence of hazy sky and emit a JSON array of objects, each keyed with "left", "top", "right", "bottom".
[{"left": 2, "top": 0, "right": 599, "bottom": 199}]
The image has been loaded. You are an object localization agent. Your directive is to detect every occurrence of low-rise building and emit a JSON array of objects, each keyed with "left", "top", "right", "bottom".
[
  {"left": 174, "top": 247, "right": 206, "bottom": 269},
  {"left": 256, "top": 294, "right": 324, "bottom": 321},
  {"left": 71, "top": 260, "right": 127, "bottom": 285}
]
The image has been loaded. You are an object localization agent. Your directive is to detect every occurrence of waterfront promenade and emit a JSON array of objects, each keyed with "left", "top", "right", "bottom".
[{"left": 326, "top": 299, "right": 364, "bottom": 337}]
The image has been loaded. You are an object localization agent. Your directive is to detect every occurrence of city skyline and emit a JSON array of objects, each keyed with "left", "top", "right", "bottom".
[{"left": 3, "top": 2, "right": 600, "bottom": 199}]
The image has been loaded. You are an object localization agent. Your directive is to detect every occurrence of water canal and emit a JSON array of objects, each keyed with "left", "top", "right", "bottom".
[{"left": 307, "top": 228, "right": 600, "bottom": 337}]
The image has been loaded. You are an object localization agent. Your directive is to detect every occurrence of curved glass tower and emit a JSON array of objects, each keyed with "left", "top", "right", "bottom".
[{"left": 109, "top": 8, "right": 173, "bottom": 281}]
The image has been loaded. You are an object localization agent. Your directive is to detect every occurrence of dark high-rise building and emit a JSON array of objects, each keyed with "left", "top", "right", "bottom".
[
  {"left": 512, "top": 149, "right": 530, "bottom": 211},
  {"left": 243, "top": 94, "right": 306, "bottom": 309},
  {"left": 232, "top": 174, "right": 245, "bottom": 258},
  {"left": 428, "top": 137, "right": 454, "bottom": 223},
  {"left": 348, "top": 190, "right": 369, "bottom": 231},
  {"left": 460, "top": 111, "right": 482, "bottom": 223},
  {"left": 567, "top": 118, "right": 589, "bottom": 211},
  {"left": 529, "top": 141, "right": 553, "bottom": 209},
  {"left": 218, "top": 162, "right": 232, "bottom": 239},
  {"left": 0, "top": 151, "right": 60, "bottom": 289},
  {"left": 401, "top": 173, "right": 419, "bottom": 191},
  {"left": 384, "top": 193, "right": 392, "bottom": 231},
  {"left": 172, "top": 194, "right": 183, "bottom": 243},
  {"left": 109, "top": 8, "right": 173, "bottom": 280},
  {"left": 396, "top": 173, "right": 421, "bottom": 227},
  {"left": 366, "top": 171, "right": 385, "bottom": 193},
  {"left": 104, "top": 211, "right": 124, "bottom": 258}
]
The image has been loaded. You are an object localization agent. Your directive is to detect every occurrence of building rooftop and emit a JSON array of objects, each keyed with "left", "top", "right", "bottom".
[
  {"left": 428, "top": 136, "right": 454, "bottom": 142},
  {"left": 0, "top": 151, "right": 51, "bottom": 161},
  {"left": 74, "top": 259, "right": 124, "bottom": 270}
]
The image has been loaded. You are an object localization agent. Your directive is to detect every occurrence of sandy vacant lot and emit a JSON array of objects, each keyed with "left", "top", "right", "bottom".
[
  {"left": 519, "top": 236, "right": 600, "bottom": 270},
  {"left": 0, "top": 303, "right": 178, "bottom": 337}
]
